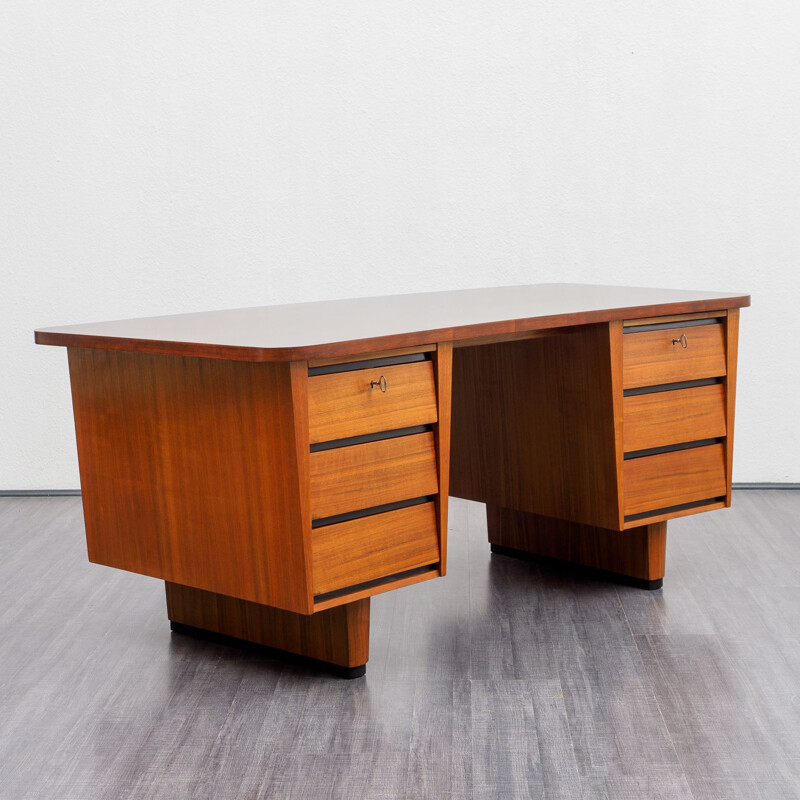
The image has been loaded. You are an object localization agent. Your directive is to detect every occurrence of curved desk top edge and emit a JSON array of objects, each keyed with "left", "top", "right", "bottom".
[{"left": 35, "top": 283, "right": 750, "bottom": 362}]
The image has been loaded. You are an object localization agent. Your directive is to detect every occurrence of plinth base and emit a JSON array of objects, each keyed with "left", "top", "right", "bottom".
[
  {"left": 487, "top": 505, "right": 667, "bottom": 589},
  {"left": 165, "top": 582, "right": 369, "bottom": 678}
]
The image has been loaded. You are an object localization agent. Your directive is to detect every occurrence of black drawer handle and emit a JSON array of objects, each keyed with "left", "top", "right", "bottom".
[
  {"left": 671, "top": 333, "right": 688, "bottom": 349},
  {"left": 370, "top": 375, "right": 388, "bottom": 392}
]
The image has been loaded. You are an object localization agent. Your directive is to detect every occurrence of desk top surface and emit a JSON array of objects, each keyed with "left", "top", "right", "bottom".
[{"left": 35, "top": 283, "right": 749, "bottom": 362}]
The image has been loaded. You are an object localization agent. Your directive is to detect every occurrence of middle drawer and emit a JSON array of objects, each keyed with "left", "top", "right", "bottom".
[
  {"left": 309, "top": 432, "right": 439, "bottom": 520},
  {"left": 623, "top": 382, "right": 726, "bottom": 452}
]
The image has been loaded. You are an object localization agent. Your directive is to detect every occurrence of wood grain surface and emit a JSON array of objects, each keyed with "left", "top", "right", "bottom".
[
  {"left": 487, "top": 505, "right": 667, "bottom": 582},
  {"left": 450, "top": 324, "right": 622, "bottom": 530},
  {"left": 609, "top": 320, "right": 626, "bottom": 530},
  {"left": 623, "top": 383, "right": 726, "bottom": 452},
  {"left": 307, "top": 360, "right": 437, "bottom": 444},
  {"left": 309, "top": 432, "right": 439, "bottom": 520},
  {"left": 623, "top": 444, "right": 727, "bottom": 517},
  {"left": 311, "top": 502, "right": 439, "bottom": 596},
  {"left": 432, "top": 342, "right": 453, "bottom": 574},
  {"left": 724, "top": 309, "right": 740, "bottom": 505},
  {"left": 622, "top": 322, "right": 727, "bottom": 389},
  {"left": 164, "top": 582, "right": 370, "bottom": 668},
  {"left": 68, "top": 347, "right": 313, "bottom": 613}
]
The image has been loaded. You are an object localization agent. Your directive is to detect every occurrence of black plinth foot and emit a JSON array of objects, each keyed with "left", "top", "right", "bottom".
[
  {"left": 169, "top": 621, "right": 367, "bottom": 679},
  {"left": 490, "top": 543, "right": 664, "bottom": 590}
]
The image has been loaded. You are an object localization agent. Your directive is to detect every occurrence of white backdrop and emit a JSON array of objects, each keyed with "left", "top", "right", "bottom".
[{"left": 1, "top": 1, "right": 797, "bottom": 489}]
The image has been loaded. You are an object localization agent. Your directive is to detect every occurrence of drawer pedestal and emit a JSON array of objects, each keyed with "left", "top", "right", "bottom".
[
  {"left": 452, "top": 309, "right": 740, "bottom": 591},
  {"left": 487, "top": 506, "right": 667, "bottom": 590}
]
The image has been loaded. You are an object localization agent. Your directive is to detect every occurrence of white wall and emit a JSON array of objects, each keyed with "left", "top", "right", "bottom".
[{"left": 1, "top": 1, "right": 797, "bottom": 489}]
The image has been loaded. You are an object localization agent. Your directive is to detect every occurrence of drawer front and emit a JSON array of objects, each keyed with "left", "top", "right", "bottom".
[
  {"left": 308, "top": 360, "right": 437, "bottom": 444},
  {"left": 623, "top": 323, "right": 726, "bottom": 389},
  {"left": 623, "top": 443, "right": 727, "bottom": 518},
  {"left": 623, "top": 383, "right": 726, "bottom": 453},
  {"left": 311, "top": 501, "right": 439, "bottom": 595},
  {"left": 310, "top": 432, "right": 439, "bottom": 520}
]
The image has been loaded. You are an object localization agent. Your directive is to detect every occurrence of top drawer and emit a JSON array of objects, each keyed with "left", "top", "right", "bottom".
[
  {"left": 308, "top": 355, "right": 438, "bottom": 444},
  {"left": 622, "top": 320, "right": 726, "bottom": 389}
]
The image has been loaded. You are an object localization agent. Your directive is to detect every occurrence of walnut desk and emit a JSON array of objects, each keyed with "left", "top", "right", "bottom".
[{"left": 35, "top": 284, "right": 750, "bottom": 677}]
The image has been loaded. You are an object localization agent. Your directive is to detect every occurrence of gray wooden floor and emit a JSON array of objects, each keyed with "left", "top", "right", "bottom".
[{"left": 1, "top": 492, "right": 799, "bottom": 799}]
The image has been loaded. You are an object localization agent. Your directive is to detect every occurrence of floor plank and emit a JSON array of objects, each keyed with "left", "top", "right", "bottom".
[{"left": 1, "top": 493, "right": 800, "bottom": 798}]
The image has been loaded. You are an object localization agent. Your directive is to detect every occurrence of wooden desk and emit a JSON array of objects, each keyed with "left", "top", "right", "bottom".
[{"left": 36, "top": 284, "right": 749, "bottom": 677}]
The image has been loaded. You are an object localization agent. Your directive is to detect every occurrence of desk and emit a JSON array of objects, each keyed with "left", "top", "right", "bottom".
[{"left": 36, "top": 284, "right": 749, "bottom": 677}]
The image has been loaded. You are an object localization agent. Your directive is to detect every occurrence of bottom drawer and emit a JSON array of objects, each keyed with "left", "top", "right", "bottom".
[
  {"left": 623, "top": 443, "right": 727, "bottom": 519},
  {"left": 311, "top": 501, "right": 440, "bottom": 596}
]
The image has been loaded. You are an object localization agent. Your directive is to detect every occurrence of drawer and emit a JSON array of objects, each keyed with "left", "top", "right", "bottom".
[
  {"left": 622, "top": 322, "right": 726, "bottom": 389},
  {"left": 311, "top": 501, "right": 439, "bottom": 595},
  {"left": 623, "top": 382, "right": 726, "bottom": 453},
  {"left": 308, "top": 359, "right": 437, "bottom": 444},
  {"left": 310, "top": 432, "right": 439, "bottom": 520},
  {"left": 623, "top": 443, "right": 727, "bottom": 518}
]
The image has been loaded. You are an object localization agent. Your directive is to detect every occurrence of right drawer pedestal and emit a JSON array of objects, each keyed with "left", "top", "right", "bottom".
[{"left": 620, "top": 313, "right": 737, "bottom": 527}]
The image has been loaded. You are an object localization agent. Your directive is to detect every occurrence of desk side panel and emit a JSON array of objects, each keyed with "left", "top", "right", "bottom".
[
  {"left": 724, "top": 309, "right": 740, "bottom": 506},
  {"left": 433, "top": 342, "right": 453, "bottom": 574},
  {"left": 67, "top": 348, "right": 312, "bottom": 613},
  {"left": 449, "top": 324, "right": 621, "bottom": 530}
]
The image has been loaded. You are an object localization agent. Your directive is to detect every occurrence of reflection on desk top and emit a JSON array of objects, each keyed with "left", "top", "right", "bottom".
[{"left": 35, "top": 283, "right": 749, "bottom": 362}]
